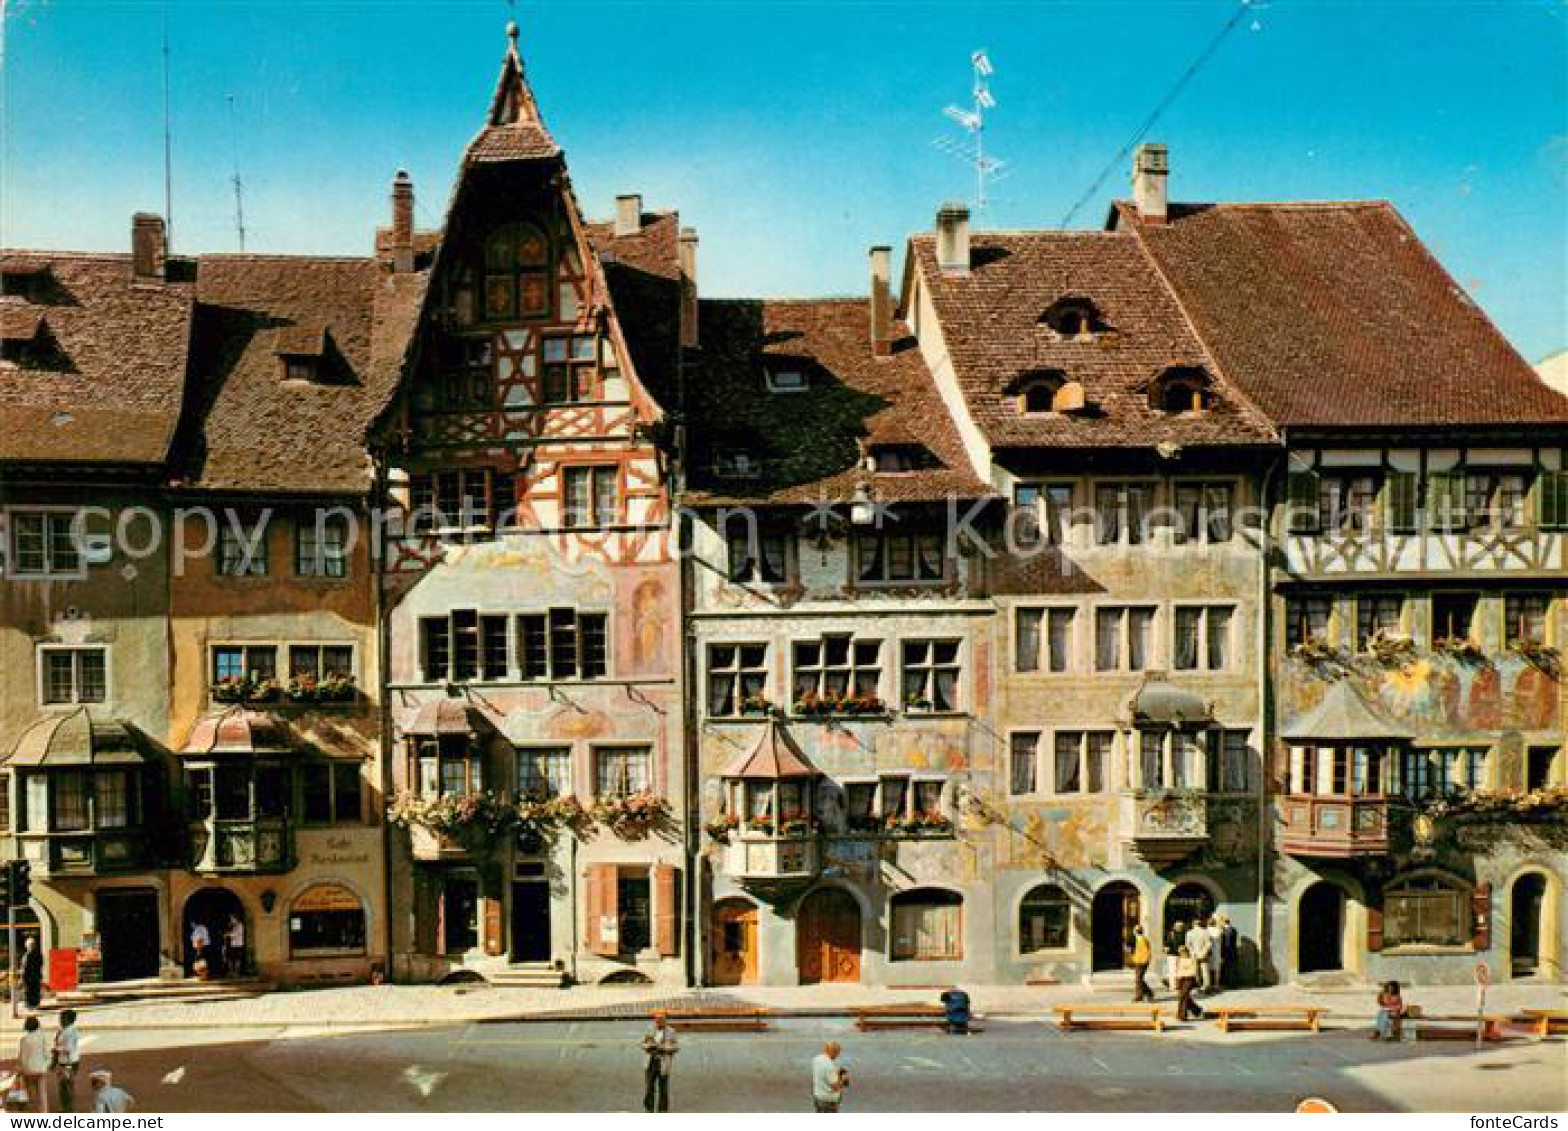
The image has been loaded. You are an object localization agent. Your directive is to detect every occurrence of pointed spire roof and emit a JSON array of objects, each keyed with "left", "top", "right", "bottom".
[
  {"left": 722, "top": 720, "right": 821, "bottom": 780},
  {"left": 1281, "top": 681, "right": 1414, "bottom": 743},
  {"left": 464, "top": 22, "right": 561, "bottom": 165}
]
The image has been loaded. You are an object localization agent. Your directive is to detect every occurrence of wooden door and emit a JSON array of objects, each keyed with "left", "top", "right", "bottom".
[
  {"left": 797, "top": 888, "right": 862, "bottom": 984},
  {"left": 710, "top": 899, "right": 758, "bottom": 986}
]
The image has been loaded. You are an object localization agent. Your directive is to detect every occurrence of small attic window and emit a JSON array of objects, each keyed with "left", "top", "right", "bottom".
[
  {"left": 1040, "top": 297, "right": 1106, "bottom": 339},
  {"left": 0, "top": 265, "right": 51, "bottom": 303},
  {"left": 1008, "top": 369, "right": 1084, "bottom": 415},
  {"left": 1149, "top": 366, "right": 1213, "bottom": 413},
  {"left": 764, "top": 366, "right": 808, "bottom": 394},
  {"left": 867, "top": 444, "right": 938, "bottom": 473},
  {"left": 281, "top": 357, "right": 320, "bottom": 384},
  {"left": 713, "top": 449, "right": 763, "bottom": 479}
]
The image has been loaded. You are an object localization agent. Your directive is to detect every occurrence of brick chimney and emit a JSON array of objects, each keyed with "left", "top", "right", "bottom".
[
  {"left": 390, "top": 170, "right": 415, "bottom": 272},
  {"left": 678, "top": 226, "right": 699, "bottom": 350},
  {"left": 1132, "top": 142, "right": 1169, "bottom": 224},
  {"left": 869, "top": 245, "right": 893, "bottom": 357},
  {"left": 131, "top": 213, "right": 166, "bottom": 282},
  {"left": 615, "top": 193, "right": 643, "bottom": 238},
  {"left": 935, "top": 203, "right": 970, "bottom": 275}
]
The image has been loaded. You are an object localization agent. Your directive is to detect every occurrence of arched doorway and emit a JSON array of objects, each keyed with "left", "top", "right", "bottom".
[
  {"left": 1091, "top": 881, "right": 1140, "bottom": 972},
  {"left": 797, "top": 888, "right": 862, "bottom": 984},
  {"left": 1163, "top": 882, "right": 1216, "bottom": 949},
  {"left": 1511, "top": 873, "right": 1547, "bottom": 978},
  {"left": 183, "top": 888, "right": 245, "bottom": 977},
  {"left": 1299, "top": 882, "right": 1344, "bottom": 973},
  {"left": 710, "top": 898, "right": 759, "bottom": 986}
]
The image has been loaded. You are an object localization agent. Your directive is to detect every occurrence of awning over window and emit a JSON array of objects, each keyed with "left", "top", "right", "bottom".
[
  {"left": 401, "top": 697, "right": 500, "bottom": 739},
  {"left": 4, "top": 707, "right": 145, "bottom": 767},
  {"left": 1281, "top": 681, "right": 1414, "bottom": 743},
  {"left": 181, "top": 707, "right": 292, "bottom": 757},
  {"left": 1127, "top": 676, "right": 1213, "bottom": 728},
  {"left": 722, "top": 719, "right": 820, "bottom": 780}
]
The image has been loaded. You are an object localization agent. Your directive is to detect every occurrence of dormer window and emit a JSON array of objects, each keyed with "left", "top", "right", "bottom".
[
  {"left": 1148, "top": 367, "right": 1213, "bottom": 413},
  {"left": 282, "top": 357, "right": 319, "bottom": 384},
  {"left": 1040, "top": 297, "right": 1106, "bottom": 339},
  {"left": 1008, "top": 369, "right": 1084, "bottom": 415},
  {"left": 481, "top": 222, "right": 552, "bottom": 322},
  {"left": 714, "top": 449, "right": 762, "bottom": 479},
  {"left": 764, "top": 366, "right": 808, "bottom": 394},
  {"left": 0, "top": 264, "right": 51, "bottom": 303},
  {"left": 866, "top": 444, "right": 938, "bottom": 473}
]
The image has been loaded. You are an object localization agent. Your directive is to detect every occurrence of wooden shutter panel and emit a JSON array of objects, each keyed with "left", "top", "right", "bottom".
[
  {"left": 1366, "top": 903, "right": 1383, "bottom": 953},
  {"left": 584, "top": 863, "right": 618, "bottom": 956},
  {"left": 416, "top": 872, "right": 440, "bottom": 955},
  {"left": 483, "top": 895, "right": 504, "bottom": 956},
  {"left": 1285, "top": 471, "right": 1321, "bottom": 532},
  {"left": 1538, "top": 470, "right": 1568, "bottom": 531},
  {"left": 1383, "top": 472, "right": 1419, "bottom": 532},
  {"left": 654, "top": 864, "right": 681, "bottom": 957},
  {"left": 1471, "top": 882, "right": 1492, "bottom": 951}
]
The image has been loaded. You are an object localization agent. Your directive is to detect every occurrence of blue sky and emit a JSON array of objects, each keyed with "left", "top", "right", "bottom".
[{"left": 3, "top": 1, "right": 1565, "bottom": 360}]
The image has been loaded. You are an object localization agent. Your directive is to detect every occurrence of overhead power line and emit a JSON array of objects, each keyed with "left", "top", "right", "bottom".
[{"left": 1059, "top": 0, "right": 1260, "bottom": 227}]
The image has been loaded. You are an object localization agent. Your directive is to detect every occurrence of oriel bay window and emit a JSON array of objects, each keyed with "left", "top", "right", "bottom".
[
  {"left": 901, "top": 639, "right": 960, "bottom": 712},
  {"left": 854, "top": 531, "right": 945, "bottom": 584},
  {"left": 183, "top": 712, "right": 293, "bottom": 873},
  {"left": 15, "top": 763, "right": 143, "bottom": 873},
  {"left": 413, "top": 737, "right": 485, "bottom": 798},
  {"left": 1135, "top": 729, "right": 1206, "bottom": 791}
]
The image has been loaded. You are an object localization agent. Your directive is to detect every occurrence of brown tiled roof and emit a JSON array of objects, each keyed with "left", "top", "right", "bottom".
[
  {"left": 0, "top": 251, "right": 195, "bottom": 465},
  {"left": 181, "top": 255, "right": 425, "bottom": 494},
  {"left": 461, "top": 31, "right": 560, "bottom": 166},
  {"left": 1120, "top": 201, "right": 1568, "bottom": 429},
  {"left": 683, "top": 298, "right": 993, "bottom": 506},
  {"left": 0, "top": 302, "right": 44, "bottom": 341},
  {"left": 585, "top": 212, "right": 683, "bottom": 409},
  {"left": 909, "top": 232, "right": 1277, "bottom": 451}
]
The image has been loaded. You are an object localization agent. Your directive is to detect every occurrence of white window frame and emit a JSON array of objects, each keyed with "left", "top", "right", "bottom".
[
  {"left": 5, "top": 506, "right": 88, "bottom": 580},
  {"left": 899, "top": 638, "right": 963, "bottom": 713},
  {"left": 37, "top": 644, "right": 110, "bottom": 706}
]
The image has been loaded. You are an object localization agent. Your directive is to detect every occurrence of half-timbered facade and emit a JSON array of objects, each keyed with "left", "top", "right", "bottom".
[{"left": 375, "top": 30, "right": 690, "bottom": 986}]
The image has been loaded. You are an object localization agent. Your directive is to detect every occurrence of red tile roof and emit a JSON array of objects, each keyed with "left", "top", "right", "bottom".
[
  {"left": 722, "top": 720, "right": 820, "bottom": 780},
  {"left": 683, "top": 298, "right": 994, "bottom": 506},
  {"left": 461, "top": 29, "right": 560, "bottom": 166},
  {"left": 180, "top": 254, "right": 425, "bottom": 495},
  {"left": 584, "top": 212, "right": 684, "bottom": 409},
  {"left": 1119, "top": 200, "right": 1568, "bottom": 429},
  {"left": 0, "top": 251, "right": 195, "bottom": 466},
  {"left": 909, "top": 231, "right": 1278, "bottom": 450}
]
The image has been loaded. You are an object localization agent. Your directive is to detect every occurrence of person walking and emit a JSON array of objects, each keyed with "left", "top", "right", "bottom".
[
  {"left": 52, "top": 1010, "right": 80, "bottom": 1112},
  {"left": 17, "top": 1016, "right": 50, "bottom": 1112},
  {"left": 19, "top": 937, "right": 43, "bottom": 1011},
  {"left": 223, "top": 915, "right": 245, "bottom": 977},
  {"left": 1184, "top": 918, "right": 1214, "bottom": 993},
  {"left": 89, "top": 1071, "right": 134, "bottom": 1114},
  {"left": 1204, "top": 916, "right": 1224, "bottom": 994},
  {"left": 1174, "top": 946, "right": 1203, "bottom": 1022},
  {"left": 1128, "top": 924, "right": 1154, "bottom": 1003},
  {"left": 1218, "top": 915, "right": 1239, "bottom": 987},
  {"left": 189, "top": 921, "right": 210, "bottom": 977},
  {"left": 811, "top": 1041, "right": 849, "bottom": 1112},
  {"left": 1164, "top": 920, "right": 1185, "bottom": 989},
  {"left": 641, "top": 1009, "right": 678, "bottom": 1112}
]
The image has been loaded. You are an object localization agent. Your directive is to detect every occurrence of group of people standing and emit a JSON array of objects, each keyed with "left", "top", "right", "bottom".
[
  {"left": 188, "top": 914, "right": 246, "bottom": 978},
  {"left": 1127, "top": 914, "right": 1239, "bottom": 1022},
  {"left": 9, "top": 1011, "right": 133, "bottom": 1113}
]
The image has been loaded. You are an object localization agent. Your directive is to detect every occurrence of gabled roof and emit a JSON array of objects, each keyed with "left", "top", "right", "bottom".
[
  {"left": 1280, "top": 681, "right": 1414, "bottom": 742},
  {"left": 722, "top": 720, "right": 820, "bottom": 780},
  {"left": 0, "top": 251, "right": 195, "bottom": 466},
  {"left": 584, "top": 211, "right": 684, "bottom": 410},
  {"left": 1117, "top": 200, "right": 1568, "bottom": 430},
  {"left": 908, "top": 231, "right": 1277, "bottom": 450},
  {"left": 462, "top": 23, "right": 560, "bottom": 167},
  {"left": 683, "top": 298, "right": 994, "bottom": 506},
  {"left": 179, "top": 255, "right": 425, "bottom": 495}
]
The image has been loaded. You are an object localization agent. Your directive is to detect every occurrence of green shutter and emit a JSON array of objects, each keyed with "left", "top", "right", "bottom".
[
  {"left": 1427, "top": 470, "right": 1468, "bottom": 530},
  {"left": 1538, "top": 470, "right": 1568, "bottom": 531},
  {"left": 1383, "top": 471, "right": 1419, "bottom": 532},
  {"left": 1285, "top": 471, "right": 1321, "bottom": 532}
]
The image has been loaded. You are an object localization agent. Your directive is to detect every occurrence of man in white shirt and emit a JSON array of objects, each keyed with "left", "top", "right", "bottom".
[
  {"left": 52, "top": 1010, "right": 80, "bottom": 1112},
  {"left": 17, "top": 1016, "right": 51, "bottom": 1112},
  {"left": 641, "top": 1010, "right": 678, "bottom": 1112},
  {"left": 224, "top": 915, "right": 246, "bottom": 976},
  {"left": 1184, "top": 919, "right": 1214, "bottom": 992},
  {"left": 811, "top": 1041, "right": 848, "bottom": 1113},
  {"left": 89, "top": 1071, "right": 133, "bottom": 1114},
  {"left": 189, "top": 921, "right": 211, "bottom": 975}
]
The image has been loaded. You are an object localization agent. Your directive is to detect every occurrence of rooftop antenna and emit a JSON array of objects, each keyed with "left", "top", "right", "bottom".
[
  {"left": 161, "top": 1, "right": 174, "bottom": 247},
  {"left": 933, "top": 49, "right": 1005, "bottom": 218},
  {"left": 226, "top": 94, "right": 247, "bottom": 252}
]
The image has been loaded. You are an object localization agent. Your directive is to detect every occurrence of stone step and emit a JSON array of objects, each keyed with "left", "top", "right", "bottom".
[
  {"left": 57, "top": 977, "right": 273, "bottom": 1005},
  {"left": 484, "top": 966, "right": 569, "bottom": 989}
]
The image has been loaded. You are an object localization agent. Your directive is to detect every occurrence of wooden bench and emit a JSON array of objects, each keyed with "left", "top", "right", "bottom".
[
  {"left": 662, "top": 1007, "right": 770, "bottom": 1032},
  {"left": 1210, "top": 1005, "right": 1327, "bottom": 1034},
  {"left": 1053, "top": 1004, "right": 1164, "bottom": 1033},
  {"left": 854, "top": 1004, "right": 951, "bottom": 1031},
  {"left": 1411, "top": 1014, "right": 1508, "bottom": 1042},
  {"left": 1516, "top": 1009, "right": 1568, "bottom": 1038}
]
